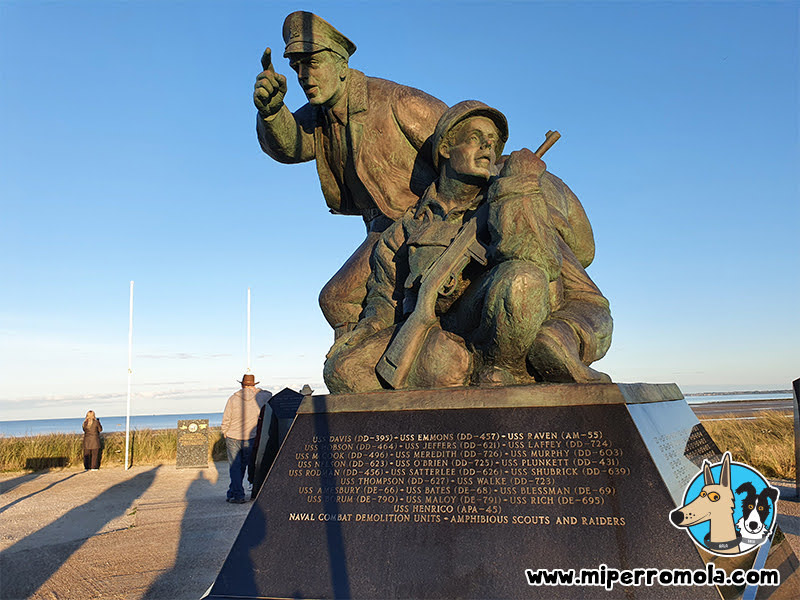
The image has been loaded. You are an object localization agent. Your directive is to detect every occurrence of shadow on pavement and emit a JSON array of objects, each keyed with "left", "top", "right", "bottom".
[
  {"left": 771, "top": 480, "right": 799, "bottom": 502},
  {"left": 779, "top": 513, "right": 800, "bottom": 537},
  {"left": 143, "top": 468, "right": 256, "bottom": 600},
  {"left": 206, "top": 496, "right": 266, "bottom": 598},
  {"left": 0, "top": 472, "right": 83, "bottom": 515},
  {"left": 142, "top": 470, "right": 218, "bottom": 600},
  {"left": 0, "top": 471, "right": 45, "bottom": 496},
  {"left": 0, "top": 466, "right": 159, "bottom": 600}
]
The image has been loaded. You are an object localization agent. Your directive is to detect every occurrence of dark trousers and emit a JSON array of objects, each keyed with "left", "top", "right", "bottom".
[
  {"left": 83, "top": 448, "right": 100, "bottom": 470},
  {"left": 225, "top": 437, "right": 254, "bottom": 500}
]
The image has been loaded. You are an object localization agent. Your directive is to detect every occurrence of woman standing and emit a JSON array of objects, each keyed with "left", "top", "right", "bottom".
[{"left": 82, "top": 410, "right": 103, "bottom": 471}]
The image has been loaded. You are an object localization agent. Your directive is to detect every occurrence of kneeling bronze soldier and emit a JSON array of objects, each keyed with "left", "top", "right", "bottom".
[{"left": 324, "top": 101, "right": 612, "bottom": 393}]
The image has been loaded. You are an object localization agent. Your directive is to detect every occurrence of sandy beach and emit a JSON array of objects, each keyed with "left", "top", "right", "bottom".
[{"left": 690, "top": 398, "right": 794, "bottom": 419}]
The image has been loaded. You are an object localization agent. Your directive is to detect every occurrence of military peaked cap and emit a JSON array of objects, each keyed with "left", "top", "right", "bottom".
[{"left": 282, "top": 11, "right": 357, "bottom": 59}]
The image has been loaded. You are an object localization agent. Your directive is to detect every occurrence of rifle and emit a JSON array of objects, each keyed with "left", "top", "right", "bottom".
[
  {"left": 375, "top": 204, "right": 489, "bottom": 388},
  {"left": 375, "top": 130, "right": 560, "bottom": 389}
]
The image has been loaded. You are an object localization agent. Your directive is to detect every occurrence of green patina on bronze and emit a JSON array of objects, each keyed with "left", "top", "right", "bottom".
[{"left": 254, "top": 14, "right": 613, "bottom": 394}]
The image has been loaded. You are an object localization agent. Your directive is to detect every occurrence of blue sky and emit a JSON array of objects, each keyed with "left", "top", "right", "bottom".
[{"left": 1, "top": 1, "right": 798, "bottom": 421}]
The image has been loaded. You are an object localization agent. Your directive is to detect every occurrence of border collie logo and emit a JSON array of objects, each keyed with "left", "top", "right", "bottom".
[{"left": 669, "top": 452, "right": 779, "bottom": 556}]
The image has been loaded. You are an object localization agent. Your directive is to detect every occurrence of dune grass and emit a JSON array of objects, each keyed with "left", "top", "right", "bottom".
[
  {"left": 0, "top": 428, "right": 227, "bottom": 472},
  {"left": 1, "top": 412, "right": 796, "bottom": 479},
  {"left": 701, "top": 410, "right": 795, "bottom": 480}
]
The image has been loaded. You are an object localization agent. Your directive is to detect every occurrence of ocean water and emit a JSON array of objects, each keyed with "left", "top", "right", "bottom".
[{"left": 0, "top": 413, "right": 224, "bottom": 438}]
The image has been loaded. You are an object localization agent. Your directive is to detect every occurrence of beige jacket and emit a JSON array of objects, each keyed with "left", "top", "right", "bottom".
[{"left": 221, "top": 387, "right": 271, "bottom": 440}]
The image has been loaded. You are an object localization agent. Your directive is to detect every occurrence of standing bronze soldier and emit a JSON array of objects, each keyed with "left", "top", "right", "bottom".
[{"left": 253, "top": 11, "right": 447, "bottom": 339}]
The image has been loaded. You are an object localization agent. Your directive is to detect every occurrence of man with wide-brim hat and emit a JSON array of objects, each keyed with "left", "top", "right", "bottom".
[
  {"left": 324, "top": 100, "right": 612, "bottom": 392},
  {"left": 253, "top": 11, "right": 446, "bottom": 341},
  {"left": 221, "top": 373, "right": 272, "bottom": 503}
]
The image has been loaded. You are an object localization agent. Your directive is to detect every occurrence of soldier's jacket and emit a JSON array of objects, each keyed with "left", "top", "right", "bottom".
[
  {"left": 256, "top": 69, "right": 447, "bottom": 221},
  {"left": 361, "top": 149, "right": 607, "bottom": 334}
]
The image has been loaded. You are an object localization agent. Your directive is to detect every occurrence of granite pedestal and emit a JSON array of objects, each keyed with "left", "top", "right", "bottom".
[{"left": 206, "top": 383, "right": 798, "bottom": 599}]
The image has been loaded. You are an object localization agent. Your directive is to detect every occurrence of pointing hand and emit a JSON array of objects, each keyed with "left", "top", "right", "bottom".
[{"left": 254, "top": 48, "right": 287, "bottom": 118}]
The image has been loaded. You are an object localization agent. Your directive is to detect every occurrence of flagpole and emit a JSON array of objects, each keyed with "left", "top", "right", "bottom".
[
  {"left": 125, "top": 281, "right": 134, "bottom": 470},
  {"left": 247, "top": 288, "right": 252, "bottom": 373}
]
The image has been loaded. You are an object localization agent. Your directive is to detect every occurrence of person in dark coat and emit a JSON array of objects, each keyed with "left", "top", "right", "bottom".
[{"left": 82, "top": 410, "right": 103, "bottom": 470}]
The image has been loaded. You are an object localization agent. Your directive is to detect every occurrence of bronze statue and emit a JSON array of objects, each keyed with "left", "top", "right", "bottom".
[
  {"left": 323, "top": 101, "right": 612, "bottom": 394},
  {"left": 253, "top": 13, "right": 611, "bottom": 393},
  {"left": 253, "top": 11, "right": 446, "bottom": 339}
]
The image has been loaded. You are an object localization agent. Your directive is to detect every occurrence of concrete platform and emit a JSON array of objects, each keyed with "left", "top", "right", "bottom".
[{"left": 0, "top": 462, "right": 250, "bottom": 600}]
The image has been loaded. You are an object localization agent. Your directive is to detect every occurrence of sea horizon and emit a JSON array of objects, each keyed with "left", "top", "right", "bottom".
[{"left": 0, "top": 412, "right": 225, "bottom": 438}]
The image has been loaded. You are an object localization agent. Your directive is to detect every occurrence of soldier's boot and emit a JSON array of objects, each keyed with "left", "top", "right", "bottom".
[
  {"left": 406, "top": 326, "right": 472, "bottom": 389},
  {"left": 529, "top": 320, "right": 611, "bottom": 384},
  {"left": 476, "top": 365, "right": 516, "bottom": 387}
]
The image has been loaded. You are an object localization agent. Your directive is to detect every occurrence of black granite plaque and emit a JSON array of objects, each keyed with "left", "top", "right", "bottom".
[
  {"left": 176, "top": 419, "right": 209, "bottom": 469},
  {"left": 269, "top": 387, "right": 305, "bottom": 419},
  {"left": 208, "top": 385, "right": 731, "bottom": 599},
  {"left": 683, "top": 423, "right": 720, "bottom": 467}
]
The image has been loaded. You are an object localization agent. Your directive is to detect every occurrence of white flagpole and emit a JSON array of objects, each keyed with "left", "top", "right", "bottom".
[
  {"left": 247, "top": 288, "right": 252, "bottom": 373},
  {"left": 125, "top": 281, "right": 134, "bottom": 470}
]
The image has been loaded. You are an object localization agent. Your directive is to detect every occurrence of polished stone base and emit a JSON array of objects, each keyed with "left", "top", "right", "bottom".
[{"left": 205, "top": 383, "right": 798, "bottom": 599}]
